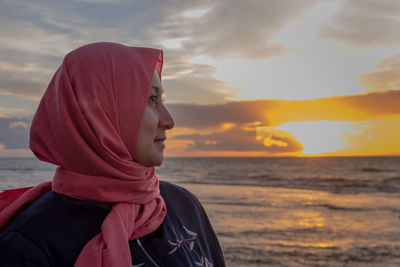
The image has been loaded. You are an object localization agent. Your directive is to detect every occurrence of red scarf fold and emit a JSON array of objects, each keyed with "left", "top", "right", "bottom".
[{"left": 0, "top": 42, "right": 166, "bottom": 267}]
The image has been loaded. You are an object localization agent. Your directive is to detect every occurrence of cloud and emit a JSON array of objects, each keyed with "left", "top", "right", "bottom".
[
  {"left": 0, "top": 117, "right": 30, "bottom": 149},
  {"left": 9, "top": 121, "right": 29, "bottom": 128},
  {"left": 0, "top": 1, "right": 157, "bottom": 99},
  {"left": 162, "top": 50, "right": 238, "bottom": 104},
  {"left": 7, "top": 0, "right": 397, "bottom": 107},
  {"left": 318, "top": 0, "right": 400, "bottom": 47},
  {"left": 168, "top": 100, "right": 281, "bottom": 129},
  {"left": 0, "top": 106, "right": 32, "bottom": 118},
  {"left": 156, "top": 0, "right": 318, "bottom": 60},
  {"left": 0, "top": 148, "right": 34, "bottom": 157},
  {"left": 167, "top": 90, "right": 400, "bottom": 129},
  {"left": 0, "top": 60, "right": 55, "bottom": 100},
  {"left": 263, "top": 134, "right": 304, "bottom": 153},
  {"left": 0, "top": 90, "right": 397, "bottom": 156},
  {"left": 173, "top": 126, "right": 303, "bottom": 154},
  {"left": 337, "top": 90, "right": 400, "bottom": 117},
  {"left": 359, "top": 53, "right": 400, "bottom": 91},
  {"left": 0, "top": 74, "right": 47, "bottom": 100},
  {"left": 0, "top": 0, "right": 244, "bottom": 103},
  {"left": 334, "top": 115, "right": 400, "bottom": 156},
  {"left": 167, "top": 90, "right": 399, "bottom": 155}
]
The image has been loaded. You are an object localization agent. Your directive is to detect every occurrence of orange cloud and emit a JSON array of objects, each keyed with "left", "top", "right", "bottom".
[
  {"left": 171, "top": 125, "right": 303, "bottom": 156},
  {"left": 168, "top": 90, "right": 400, "bottom": 129},
  {"left": 166, "top": 90, "right": 400, "bottom": 156},
  {"left": 270, "top": 89, "right": 400, "bottom": 125},
  {"left": 333, "top": 115, "right": 400, "bottom": 156}
]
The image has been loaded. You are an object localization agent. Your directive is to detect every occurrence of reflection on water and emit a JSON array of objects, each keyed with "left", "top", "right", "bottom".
[
  {"left": 181, "top": 183, "right": 400, "bottom": 267},
  {"left": 294, "top": 210, "right": 326, "bottom": 228}
]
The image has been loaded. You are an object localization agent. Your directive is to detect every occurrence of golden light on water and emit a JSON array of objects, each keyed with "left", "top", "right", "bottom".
[{"left": 294, "top": 210, "right": 325, "bottom": 228}]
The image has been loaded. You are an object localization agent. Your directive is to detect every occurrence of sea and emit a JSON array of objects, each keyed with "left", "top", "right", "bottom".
[{"left": 1, "top": 157, "right": 400, "bottom": 267}]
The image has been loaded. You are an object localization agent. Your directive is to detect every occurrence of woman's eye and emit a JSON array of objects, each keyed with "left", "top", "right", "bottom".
[{"left": 148, "top": 95, "right": 157, "bottom": 104}]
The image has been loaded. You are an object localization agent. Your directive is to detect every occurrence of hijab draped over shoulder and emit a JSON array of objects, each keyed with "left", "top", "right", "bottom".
[{"left": 0, "top": 42, "right": 166, "bottom": 267}]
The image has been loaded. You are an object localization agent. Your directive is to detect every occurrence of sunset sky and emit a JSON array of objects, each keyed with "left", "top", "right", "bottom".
[{"left": 0, "top": 0, "right": 399, "bottom": 157}]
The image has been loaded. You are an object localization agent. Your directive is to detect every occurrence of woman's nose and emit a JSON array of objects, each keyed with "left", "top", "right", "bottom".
[{"left": 158, "top": 104, "right": 175, "bottom": 130}]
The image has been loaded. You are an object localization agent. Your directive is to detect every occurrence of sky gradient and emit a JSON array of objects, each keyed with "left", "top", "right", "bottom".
[{"left": 0, "top": 0, "right": 399, "bottom": 157}]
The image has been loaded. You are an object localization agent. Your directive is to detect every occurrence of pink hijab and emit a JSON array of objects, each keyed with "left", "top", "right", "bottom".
[{"left": 0, "top": 42, "right": 166, "bottom": 267}]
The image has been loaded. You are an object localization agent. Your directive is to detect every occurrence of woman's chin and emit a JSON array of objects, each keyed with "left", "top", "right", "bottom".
[
  {"left": 152, "top": 155, "right": 164, "bottom": 167},
  {"left": 136, "top": 154, "right": 164, "bottom": 167}
]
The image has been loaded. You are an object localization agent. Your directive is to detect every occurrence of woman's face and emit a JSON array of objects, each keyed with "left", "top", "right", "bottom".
[{"left": 135, "top": 70, "right": 175, "bottom": 166}]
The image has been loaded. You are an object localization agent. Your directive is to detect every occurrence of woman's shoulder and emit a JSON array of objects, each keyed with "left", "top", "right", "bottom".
[
  {"left": 3, "top": 191, "right": 108, "bottom": 233},
  {"left": 159, "top": 180, "right": 200, "bottom": 203},
  {"left": 0, "top": 191, "right": 108, "bottom": 267},
  {"left": 159, "top": 180, "right": 205, "bottom": 216}
]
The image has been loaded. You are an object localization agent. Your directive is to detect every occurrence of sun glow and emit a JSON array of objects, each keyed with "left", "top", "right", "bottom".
[{"left": 277, "top": 121, "right": 355, "bottom": 155}]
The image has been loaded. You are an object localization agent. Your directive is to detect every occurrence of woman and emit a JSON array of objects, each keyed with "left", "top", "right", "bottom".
[{"left": 0, "top": 42, "right": 225, "bottom": 267}]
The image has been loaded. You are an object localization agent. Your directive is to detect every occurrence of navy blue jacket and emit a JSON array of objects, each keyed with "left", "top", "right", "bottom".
[{"left": 0, "top": 181, "right": 225, "bottom": 266}]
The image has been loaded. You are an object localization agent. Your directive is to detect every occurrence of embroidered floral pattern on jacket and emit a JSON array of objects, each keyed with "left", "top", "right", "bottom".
[{"left": 168, "top": 225, "right": 213, "bottom": 267}]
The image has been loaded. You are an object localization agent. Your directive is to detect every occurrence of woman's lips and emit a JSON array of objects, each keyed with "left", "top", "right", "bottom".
[
  {"left": 154, "top": 137, "right": 166, "bottom": 142},
  {"left": 154, "top": 137, "right": 166, "bottom": 149}
]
